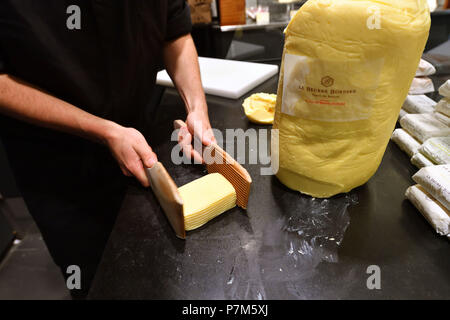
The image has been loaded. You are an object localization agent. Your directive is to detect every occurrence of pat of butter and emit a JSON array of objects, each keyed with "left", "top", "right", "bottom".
[
  {"left": 178, "top": 173, "right": 237, "bottom": 231},
  {"left": 242, "top": 93, "right": 277, "bottom": 124}
]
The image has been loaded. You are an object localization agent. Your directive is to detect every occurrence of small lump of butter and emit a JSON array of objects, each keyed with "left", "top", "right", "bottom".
[{"left": 242, "top": 93, "right": 277, "bottom": 124}]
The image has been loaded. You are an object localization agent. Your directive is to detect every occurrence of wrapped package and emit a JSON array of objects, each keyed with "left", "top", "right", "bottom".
[
  {"left": 411, "top": 152, "right": 434, "bottom": 168},
  {"left": 405, "top": 185, "right": 450, "bottom": 237},
  {"left": 391, "top": 128, "right": 421, "bottom": 157},
  {"left": 402, "top": 95, "right": 436, "bottom": 114},
  {"left": 435, "top": 98, "right": 450, "bottom": 117},
  {"left": 438, "top": 79, "right": 450, "bottom": 98},
  {"left": 272, "top": 0, "right": 430, "bottom": 197},
  {"left": 418, "top": 137, "right": 450, "bottom": 165},
  {"left": 409, "top": 77, "right": 435, "bottom": 95},
  {"left": 399, "top": 113, "right": 450, "bottom": 143},
  {"left": 412, "top": 164, "right": 450, "bottom": 211},
  {"left": 415, "top": 59, "right": 436, "bottom": 77},
  {"left": 433, "top": 111, "right": 450, "bottom": 126},
  {"left": 399, "top": 109, "right": 408, "bottom": 121}
]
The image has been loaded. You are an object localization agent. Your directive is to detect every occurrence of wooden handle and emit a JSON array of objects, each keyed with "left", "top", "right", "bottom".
[{"left": 173, "top": 119, "right": 186, "bottom": 130}]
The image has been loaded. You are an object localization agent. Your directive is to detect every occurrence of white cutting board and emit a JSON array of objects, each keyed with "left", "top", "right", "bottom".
[{"left": 156, "top": 57, "right": 279, "bottom": 99}]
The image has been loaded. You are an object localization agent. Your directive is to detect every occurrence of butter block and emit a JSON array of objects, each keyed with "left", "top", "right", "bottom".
[
  {"left": 391, "top": 128, "right": 421, "bottom": 157},
  {"left": 406, "top": 185, "right": 450, "bottom": 236},
  {"left": 411, "top": 152, "right": 434, "bottom": 168},
  {"left": 433, "top": 112, "right": 450, "bottom": 126},
  {"left": 400, "top": 113, "right": 450, "bottom": 143},
  {"left": 178, "top": 173, "right": 236, "bottom": 231},
  {"left": 399, "top": 109, "right": 409, "bottom": 121},
  {"left": 242, "top": 93, "right": 277, "bottom": 124},
  {"left": 413, "top": 164, "right": 450, "bottom": 211},
  {"left": 435, "top": 98, "right": 450, "bottom": 117},
  {"left": 273, "top": 0, "right": 431, "bottom": 197},
  {"left": 415, "top": 59, "right": 436, "bottom": 77},
  {"left": 402, "top": 95, "right": 436, "bottom": 114},
  {"left": 439, "top": 80, "right": 450, "bottom": 98},
  {"left": 409, "top": 77, "right": 434, "bottom": 95},
  {"left": 419, "top": 137, "right": 450, "bottom": 165}
]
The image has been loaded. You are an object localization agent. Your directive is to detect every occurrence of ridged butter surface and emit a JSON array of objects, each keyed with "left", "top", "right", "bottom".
[{"left": 178, "top": 173, "right": 237, "bottom": 231}]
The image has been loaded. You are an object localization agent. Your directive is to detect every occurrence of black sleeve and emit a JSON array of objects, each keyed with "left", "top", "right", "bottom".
[
  {"left": 165, "top": 0, "right": 192, "bottom": 41},
  {"left": 0, "top": 48, "right": 6, "bottom": 74}
]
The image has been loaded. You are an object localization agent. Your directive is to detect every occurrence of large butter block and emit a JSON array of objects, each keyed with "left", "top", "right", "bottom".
[
  {"left": 273, "top": 0, "right": 431, "bottom": 197},
  {"left": 178, "top": 173, "right": 237, "bottom": 231}
]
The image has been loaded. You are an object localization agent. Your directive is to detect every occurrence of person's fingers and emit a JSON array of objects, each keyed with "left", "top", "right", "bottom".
[
  {"left": 178, "top": 126, "right": 194, "bottom": 158},
  {"left": 133, "top": 139, "right": 157, "bottom": 168},
  {"left": 127, "top": 159, "right": 149, "bottom": 187},
  {"left": 181, "top": 127, "right": 205, "bottom": 163},
  {"left": 120, "top": 165, "right": 133, "bottom": 177},
  {"left": 191, "top": 148, "right": 204, "bottom": 164},
  {"left": 202, "top": 127, "right": 216, "bottom": 145}
]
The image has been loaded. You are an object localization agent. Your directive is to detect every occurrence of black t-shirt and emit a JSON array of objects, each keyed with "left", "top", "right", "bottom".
[{"left": 0, "top": 0, "right": 192, "bottom": 142}]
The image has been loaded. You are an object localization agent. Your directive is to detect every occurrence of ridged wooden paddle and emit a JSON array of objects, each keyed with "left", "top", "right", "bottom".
[
  {"left": 173, "top": 120, "right": 252, "bottom": 209},
  {"left": 146, "top": 162, "right": 186, "bottom": 239}
]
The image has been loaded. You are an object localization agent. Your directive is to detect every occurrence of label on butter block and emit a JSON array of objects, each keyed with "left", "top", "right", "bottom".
[{"left": 281, "top": 53, "right": 383, "bottom": 122}]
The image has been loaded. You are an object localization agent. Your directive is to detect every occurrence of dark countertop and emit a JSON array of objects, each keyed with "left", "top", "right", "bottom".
[{"left": 89, "top": 75, "right": 450, "bottom": 300}]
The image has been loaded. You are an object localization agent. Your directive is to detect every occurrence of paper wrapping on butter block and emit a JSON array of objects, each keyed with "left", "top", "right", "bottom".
[
  {"left": 405, "top": 185, "right": 450, "bottom": 237},
  {"left": 415, "top": 59, "right": 436, "bottom": 77},
  {"left": 272, "top": 0, "right": 430, "bottom": 197},
  {"left": 419, "top": 137, "right": 450, "bottom": 165},
  {"left": 435, "top": 98, "right": 450, "bottom": 117},
  {"left": 402, "top": 95, "right": 436, "bottom": 114},
  {"left": 391, "top": 128, "right": 421, "bottom": 158},
  {"left": 412, "top": 164, "right": 450, "bottom": 211},
  {"left": 409, "top": 77, "right": 434, "bottom": 95},
  {"left": 399, "top": 109, "right": 408, "bottom": 121},
  {"left": 411, "top": 152, "right": 434, "bottom": 168},
  {"left": 433, "top": 111, "right": 450, "bottom": 126},
  {"left": 438, "top": 80, "right": 450, "bottom": 98},
  {"left": 399, "top": 113, "right": 450, "bottom": 143}
]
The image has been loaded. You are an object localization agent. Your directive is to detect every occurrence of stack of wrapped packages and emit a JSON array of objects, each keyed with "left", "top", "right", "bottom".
[
  {"left": 407, "top": 58, "right": 436, "bottom": 96},
  {"left": 398, "top": 59, "right": 436, "bottom": 120},
  {"left": 392, "top": 79, "right": 450, "bottom": 169},
  {"left": 406, "top": 165, "right": 450, "bottom": 239},
  {"left": 392, "top": 80, "right": 450, "bottom": 238}
]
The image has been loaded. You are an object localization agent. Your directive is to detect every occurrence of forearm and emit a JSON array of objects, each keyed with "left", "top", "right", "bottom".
[
  {"left": 163, "top": 34, "right": 207, "bottom": 114},
  {"left": 0, "top": 74, "right": 117, "bottom": 144}
]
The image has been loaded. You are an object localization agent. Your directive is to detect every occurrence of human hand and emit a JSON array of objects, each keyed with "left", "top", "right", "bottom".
[
  {"left": 105, "top": 124, "right": 157, "bottom": 187},
  {"left": 178, "top": 110, "right": 216, "bottom": 164}
]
